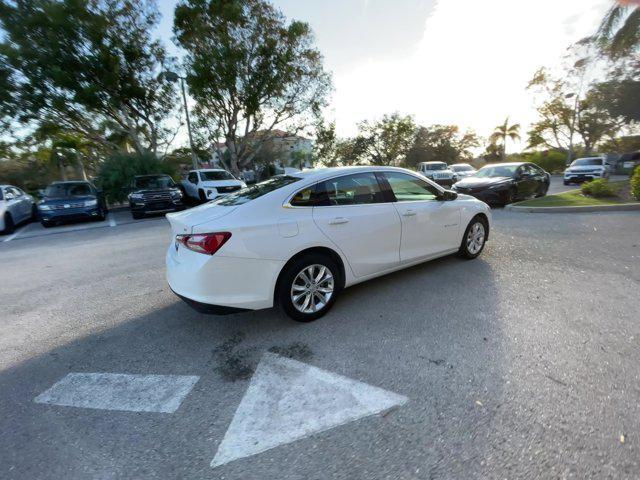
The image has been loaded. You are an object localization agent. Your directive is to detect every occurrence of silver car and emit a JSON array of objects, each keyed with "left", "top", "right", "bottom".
[
  {"left": 0, "top": 185, "right": 36, "bottom": 234},
  {"left": 450, "top": 163, "right": 477, "bottom": 179}
]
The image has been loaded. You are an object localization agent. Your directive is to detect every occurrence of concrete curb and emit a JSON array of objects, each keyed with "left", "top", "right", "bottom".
[{"left": 505, "top": 202, "right": 640, "bottom": 213}]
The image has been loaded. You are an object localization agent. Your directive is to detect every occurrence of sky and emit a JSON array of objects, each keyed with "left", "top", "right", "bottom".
[{"left": 157, "top": 0, "right": 612, "bottom": 151}]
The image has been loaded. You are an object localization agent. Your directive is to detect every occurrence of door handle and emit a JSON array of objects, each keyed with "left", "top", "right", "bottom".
[
  {"left": 329, "top": 217, "right": 349, "bottom": 225},
  {"left": 402, "top": 210, "right": 417, "bottom": 217}
]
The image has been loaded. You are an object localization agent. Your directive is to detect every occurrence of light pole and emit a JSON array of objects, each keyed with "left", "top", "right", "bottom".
[
  {"left": 565, "top": 88, "right": 582, "bottom": 166},
  {"left": 163, "top": 71, "right": 198, "bottom": 170}
]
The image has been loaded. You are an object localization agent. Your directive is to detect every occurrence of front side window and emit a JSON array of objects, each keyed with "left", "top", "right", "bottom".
[
  {"left": 384, "top": 172, "right": 439, "bottom": 202},
  {"left": 315, "top": 173, "right": 385, "bottom": 206},
  {"left": 188, "top": 173, "right": 198, "bottom": 183}
]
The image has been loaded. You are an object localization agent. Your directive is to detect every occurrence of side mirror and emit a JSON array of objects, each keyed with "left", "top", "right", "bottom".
[
  {"left": 440, "top": 190, "right": 458, "bottom": 201},
  {"left": 5, "top": 193, "right": 15, "bottom": 201}
]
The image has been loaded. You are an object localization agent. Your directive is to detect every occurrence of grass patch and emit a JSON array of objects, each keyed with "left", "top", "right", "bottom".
[{"left": 514, "top": 181, "right": 634, "bottom": 207}]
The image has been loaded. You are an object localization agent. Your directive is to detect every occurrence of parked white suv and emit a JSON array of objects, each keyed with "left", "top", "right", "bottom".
[
  {"left": 180, "top": 169, "right": 246, "bottom": 202},
  {"left": 563, "top": 157, "right": 610, "bottom": 185},
  {"left": 417, "top": 162, "right": 457, "bottom": 187}
]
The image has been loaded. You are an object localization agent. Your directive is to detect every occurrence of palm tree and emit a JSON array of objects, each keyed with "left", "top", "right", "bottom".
[
  {"left": 489, "top": 118, "right": 521, "bottom": 162},
  {"left": 597, "top": 2, "right": 640, "bottom": 58}
]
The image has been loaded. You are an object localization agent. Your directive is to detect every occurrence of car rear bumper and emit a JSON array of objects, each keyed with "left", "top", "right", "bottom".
[{"left": 166, "top": 245, "right": 285, "bottom": 311}]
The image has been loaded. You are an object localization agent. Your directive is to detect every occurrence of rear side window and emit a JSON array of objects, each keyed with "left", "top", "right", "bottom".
[
  {"left": 290, "top": 186, "right": 317, "bottom": 207},
  {"left": 214, "top": 175, "right": 301, "bottom": 206},
  {"left": 315, "top": 173, "right": 385, "bottom": 206}
]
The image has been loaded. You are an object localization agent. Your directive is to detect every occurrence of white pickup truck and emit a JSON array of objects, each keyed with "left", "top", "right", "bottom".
[{"left": 180, "top": 169, "right": 246, "bottom": 202}]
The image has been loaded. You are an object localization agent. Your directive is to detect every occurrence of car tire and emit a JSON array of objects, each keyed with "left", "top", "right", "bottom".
[
  {"left": 97, "top": 209, "right": 106, "bottom": 221},
  {"left": 277, "top": 253, "right": 341, "bottom": 322},
  {"left": 563, "top": 180, "right": 570, "bottom": 186},
  {"left": 502, "top": 188, "right": 516, "bottom": 206},
  {"left": 535, "top": 184, "right": 548, "bottom": 198},
  {"left": 2, "top": 213, "right": 14, "bottom": 234},
  {"left": 458, "top": 216, "right": 488, "bottom": 260},
  {"left": 198, "top": 189, "right": 207, "bottom": 203},
  {"left": 31, "top": 204, "right": 38, "bottom": 221},
  {"left": 132, "top": 211, "right": 143, "bottom": 220},
  {"left": 40, "top": 220, "right": 52, "bottom": 228}
]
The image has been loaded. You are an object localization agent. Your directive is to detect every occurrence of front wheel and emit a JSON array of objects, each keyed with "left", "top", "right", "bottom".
[
  {"left": 2, "top": 213, "right": 14, "bottom": 234},
  {"left": 277, "top": 254, "right": 341, "bottom": 322},
  {"left": 459, "top": 217, "right": 487, "bottom": 259}
]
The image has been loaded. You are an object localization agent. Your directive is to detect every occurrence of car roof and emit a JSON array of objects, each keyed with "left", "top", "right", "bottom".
[
  {"left": 134, "top": 174, "right": 170, "bottom": 178},
  {"left": 450, "top": 163, "right": 473, "bottom": 167},
  {"left": 192, "top": 168, "right": 227, "bottom": 172},
  {"left": 50, "top": 180, "right": 92, "bottom": 184},
  {"left": 290, "top": 165, "right": 427, "bottom": 182},
  {"left": 419, "top": 161, "right": 447, "bottom": 165},
  {"left": 574, "top": 156, "right": 604, "bottom": 160},
  {"left": 479, "top": 162, "right": 525, "bottom": 167}
]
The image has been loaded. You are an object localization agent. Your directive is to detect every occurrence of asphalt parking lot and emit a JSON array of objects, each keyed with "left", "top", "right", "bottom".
[{"left": 1, "top": 192, "right": 639, "bottom": 479}]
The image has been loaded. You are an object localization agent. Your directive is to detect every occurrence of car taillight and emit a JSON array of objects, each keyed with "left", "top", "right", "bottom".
[{"left": 176, "top": 232, "right": 231, "bottom": 255}]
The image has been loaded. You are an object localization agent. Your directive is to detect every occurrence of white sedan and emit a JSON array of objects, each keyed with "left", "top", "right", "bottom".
[{"left": 166, "top": 166, "right": 491, "bottom": 321}]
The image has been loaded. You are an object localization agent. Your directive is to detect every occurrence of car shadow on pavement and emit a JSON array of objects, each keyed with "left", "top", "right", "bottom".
[{"left": 0, "top": 253, "right": 507, "bottom": 480}]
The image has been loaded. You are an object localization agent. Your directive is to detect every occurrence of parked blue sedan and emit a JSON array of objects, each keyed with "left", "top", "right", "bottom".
[{"left": 38, "top": 181, "right": 108, "bottom": 227}]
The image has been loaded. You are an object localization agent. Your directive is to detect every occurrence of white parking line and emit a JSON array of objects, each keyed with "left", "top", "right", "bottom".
[
  {"left": 35, "top": 372, "right": 200, "bottom": 413},
  {"left": 2, "top": 229, "right": 22, "bottom": 242},
  {"left": 108, "top": 215, "right": 117, "bottom": 227},
  {"left": 211, "top": 352, "right": 408, "bottom": 467}
]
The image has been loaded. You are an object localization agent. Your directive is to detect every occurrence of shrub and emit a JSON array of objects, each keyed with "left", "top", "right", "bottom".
[
  {"left": 631, "top": 165, "right": 640, "bottom": 201},
  {"left": 527, "top": 150, "right": 566, "bottom": 174},
  {"left": 97, "top": 152, "right": 178, "bottom": 203},
  {"left": 581, "top": 179, "right": 617, "bottom": 198}
]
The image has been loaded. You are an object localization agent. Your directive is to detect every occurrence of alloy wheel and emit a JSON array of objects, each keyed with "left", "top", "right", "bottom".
[
  {"left": 290, "top": 264, "right": 334, "bottom": 314},
  {"left": 466, "top": 222, "right": 485, "bottom": 255}
]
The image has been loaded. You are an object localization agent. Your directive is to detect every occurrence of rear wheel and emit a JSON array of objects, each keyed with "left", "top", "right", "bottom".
[
  {"left": 131, "top": 211, "right": 144, "bottom": 220},
  {"left": 277, "top": 253, "right": 341, "bottom": 322},
  {"left": 535, "top": 183, "right": 548, "bottom": 198},
  {"left": 31, "top": 204, "right": 38, "bottom": 221},
  {"left": 458, "top": 216, "right": 487, "bottom": 259}
]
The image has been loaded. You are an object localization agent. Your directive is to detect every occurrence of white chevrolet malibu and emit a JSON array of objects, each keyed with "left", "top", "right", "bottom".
[{"left": 166, "top": 166, "right": 491, "bottom": 322}]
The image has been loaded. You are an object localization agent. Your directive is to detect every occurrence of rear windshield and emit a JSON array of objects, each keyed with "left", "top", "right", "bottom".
[
  {"left": 452, "top": 165, "right": 474, "bottom": 172},
  {"left": 45, "top": 183, "right": 92, "bottom": 197},
  {"left": 200, "top": 170, "right": 235, "bottom": 181},
  {"left": 213, "top": 176, "right": 301, "bottom": 206},
  {"left": 134, "top": 176, "right": 175, "bottom": 189},
  {"left": 422, "top": 163, "right": 446, "bottom": 170},
  {"left": 572, "top": 158, "right": 603, "bottom": 166}
]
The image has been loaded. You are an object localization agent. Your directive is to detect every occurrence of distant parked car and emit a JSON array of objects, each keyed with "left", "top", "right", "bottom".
[
  {"left": 38, "top": 181, "right": 107, "bottom": 227},
  {"left": 180, "top": 169, "right": 246, "bottom": 202},
  {"left": 417, "top": 161, "right": 457, "bottom": 186},
  {"left": 128, "top": 174, "right": 185, "bottom": 219},
  {"left": 452, "top": 162, "right": 550, "bottom": 206},
  {"left": 563, "top": 157, "right": 610, "bottom": 185},
  {"left": 0, "top": 185, "right": 36, "bottom": 234},
  {"left": 450, "top": 163, "right": 477, "bottom": 179}
]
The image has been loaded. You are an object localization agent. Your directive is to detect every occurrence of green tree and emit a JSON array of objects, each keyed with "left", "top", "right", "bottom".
[
  {"left": 405, "top": 125, "right": 479, "bottom": 168},
  {"left": 174, "top": 0, "right": 331, "bottom": 175},
  {"left": 0, "top": 0, "right": 177, "bottom": 154},
  {"left": 313, "top": 121, "right": 339, "bottom": 167},
  {"left": 489, "top": 118, "right": 521, "bottom": 161},
  {"left": 356, "top": 112, "right": 416, "bottom": 166},
  {"left": 597, "top": 2, "right": 640, "bottom": 59}
]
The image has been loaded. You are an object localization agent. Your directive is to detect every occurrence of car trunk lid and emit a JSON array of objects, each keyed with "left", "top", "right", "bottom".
[{"left": 166, "top": 203, "right": 238, "bottom": 235}]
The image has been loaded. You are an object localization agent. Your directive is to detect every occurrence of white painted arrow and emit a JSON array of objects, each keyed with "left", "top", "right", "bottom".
[{"left": 211, "top": 352, "right": 407, "bottom": 467}]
